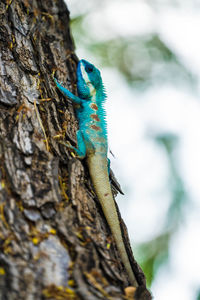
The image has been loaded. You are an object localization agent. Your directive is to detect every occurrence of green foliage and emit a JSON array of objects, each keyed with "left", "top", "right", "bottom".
[
  {"left": 137, "top": 134, "right": 187, "bottom": 286},
  {"left": 71, "top": 15, "right": 196, "bottom": 90},
  {"left": 137, "top": 232, "right": 171, "bottom": 286},
  {"left": 196, "top": 290, "right": 200, "bottom": 300}
]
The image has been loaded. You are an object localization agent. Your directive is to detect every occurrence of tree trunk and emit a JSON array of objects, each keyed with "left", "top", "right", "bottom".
[{"left": 0, "top": 0, "right": 151, "bottom": 299}]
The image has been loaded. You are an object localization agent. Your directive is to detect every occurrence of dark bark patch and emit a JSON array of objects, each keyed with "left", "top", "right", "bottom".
[{"left": 41, "top": 202, "right": 56, "bottom": 219}]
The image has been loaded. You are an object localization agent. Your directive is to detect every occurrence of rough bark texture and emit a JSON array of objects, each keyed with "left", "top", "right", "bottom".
[{"left": 0, "top": 0, "right": 151, "bottom": 299}]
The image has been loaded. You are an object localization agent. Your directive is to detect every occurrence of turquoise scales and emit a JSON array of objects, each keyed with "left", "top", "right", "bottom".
[{"left": 54, "top": 59, "right": 137, "bottom": 286}]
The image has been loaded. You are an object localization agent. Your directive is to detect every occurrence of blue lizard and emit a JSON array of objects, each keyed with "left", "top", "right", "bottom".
[{"left": 54, "top": 59, "right": 137, "bottom": 286}]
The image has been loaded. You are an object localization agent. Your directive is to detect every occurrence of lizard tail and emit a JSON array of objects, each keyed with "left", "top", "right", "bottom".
[{"left": 87, "top": 155, "right": 138, "bottom": 286}]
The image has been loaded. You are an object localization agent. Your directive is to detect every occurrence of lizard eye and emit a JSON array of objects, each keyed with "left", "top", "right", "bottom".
[{"left": 85, "top": 65, "right": 93, "bottom": 73}]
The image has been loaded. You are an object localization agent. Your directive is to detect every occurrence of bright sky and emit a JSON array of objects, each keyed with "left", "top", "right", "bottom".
[{"left": 66, "top": 1, "right": 200, "bottom": 299}]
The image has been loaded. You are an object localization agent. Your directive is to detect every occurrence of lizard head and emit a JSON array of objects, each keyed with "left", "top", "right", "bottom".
[{"left": 77, "top": 59, "right": 102, "bottom": 99}]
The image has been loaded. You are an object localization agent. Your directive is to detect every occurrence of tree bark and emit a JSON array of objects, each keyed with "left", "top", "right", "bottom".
[{"left": 0, "top": 0, "right": 151, "bottom": 299}]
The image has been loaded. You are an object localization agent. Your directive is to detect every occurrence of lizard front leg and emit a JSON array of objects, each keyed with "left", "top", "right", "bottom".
[
  {"left": 61, "top": 130, "right": 86, "bottom": 159},
  {"left": 54, "top": 78, "right": 82, "bottom": 104}
]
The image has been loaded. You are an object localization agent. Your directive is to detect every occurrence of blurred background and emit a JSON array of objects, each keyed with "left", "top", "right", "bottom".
[{"left": 66, "top": 0, "right": 200, "bottom": 299}]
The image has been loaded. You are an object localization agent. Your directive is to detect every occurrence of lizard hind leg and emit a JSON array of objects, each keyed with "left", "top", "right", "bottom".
[{"left": 62, "top": 130, "right": 86, "bottom": 159}]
